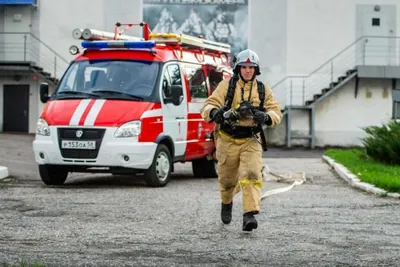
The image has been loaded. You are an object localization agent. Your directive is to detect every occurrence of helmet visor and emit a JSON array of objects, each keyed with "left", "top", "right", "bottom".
[{"left": 238, "top": 62, "right": 257, "bottom": 67}]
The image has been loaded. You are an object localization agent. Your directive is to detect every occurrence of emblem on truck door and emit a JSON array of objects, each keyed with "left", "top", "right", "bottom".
[{"left": 76, "top": 130, "right": 83, "bottom": 138}]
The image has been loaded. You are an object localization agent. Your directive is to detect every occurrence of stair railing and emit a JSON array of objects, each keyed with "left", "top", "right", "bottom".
[
  {"left": 272, "top": 35, "right": 400, "bottom": 107},
  {"left": 0, "top": 32, "right": 70, "bottom": 80}
]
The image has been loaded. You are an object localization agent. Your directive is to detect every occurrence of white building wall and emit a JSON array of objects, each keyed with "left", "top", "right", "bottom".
[
  {"left": 266, "top": 77, "right": 396, "bottom": 147},
  {"left": 274, "top": 0, "right": 400, "bottom": 107},
  {"left": 24, "top": 0, "right": 288, "bottom": 92},
  {"left": 0, "top": 5, "right": 32, "bottom": 62},
  {"left": 1, "top": 0, "right": 399, "bottom": 146},
  {"left": 2, "top": 0, "right": 399, "bottom": 90},
  {"left": 249, "top": 0, "right": 287, "bottom": 90},
  {"left": 266, "top": 117, "right": 287, "bottom": 147},
  {"left": 314, "top": 78, "right": 394, "bottom": 147},
  {"left": 35, "top": 0, "right": 143, "bottom": 69},
  {"left": 266, "top": 109, "right": 311, "bottom": 148},
  {"left": 286, "top": 0, "right": 400, "bottom": 75}
]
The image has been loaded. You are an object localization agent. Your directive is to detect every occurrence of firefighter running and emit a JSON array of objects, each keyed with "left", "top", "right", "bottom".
[{"left": 200, "top": 49, "right": 283, "bottom": 231}]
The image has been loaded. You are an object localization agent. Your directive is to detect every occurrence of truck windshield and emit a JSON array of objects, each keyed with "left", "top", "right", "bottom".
[{"left": 54, "top": 60, "right": 160, "bottom": 101}]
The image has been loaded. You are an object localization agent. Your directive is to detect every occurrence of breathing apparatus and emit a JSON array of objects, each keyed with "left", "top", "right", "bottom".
[{"left": 225, "top": 48, "right": 263, "bottom": 121}]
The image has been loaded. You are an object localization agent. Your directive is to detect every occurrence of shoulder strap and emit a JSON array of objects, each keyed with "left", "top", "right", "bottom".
[
  {"left": 224, "top": 75, "right": 238, "bottom": 110},
  {"left": 224, "top": 77, "right": 266, "bottom": 111},
  {"left": 257, "top": 80, "right": 266, "bottom": 111}
]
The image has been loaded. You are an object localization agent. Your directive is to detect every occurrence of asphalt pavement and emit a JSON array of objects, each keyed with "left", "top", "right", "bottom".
[{"left": 0, "top": 133, "right": 399, "bottom": 267}]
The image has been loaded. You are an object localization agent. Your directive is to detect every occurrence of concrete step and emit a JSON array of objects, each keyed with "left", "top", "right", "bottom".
[{"left": 0, "top": 166, "right": 9, "bottom": 180}]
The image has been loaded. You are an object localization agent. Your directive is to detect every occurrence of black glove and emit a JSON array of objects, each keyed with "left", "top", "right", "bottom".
[
  {"left": 253, "top": 110, "right": 270, "bottom": 125},
  {"left": 210, "top": 108, "right": 224, "bottom": 124},
  {"left": 265, "top": 114, "right": 272, "bottom": 126}
]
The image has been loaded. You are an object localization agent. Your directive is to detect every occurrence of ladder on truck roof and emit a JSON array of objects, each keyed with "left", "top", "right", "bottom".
[
  {"left": 149, "top": 33, "right": 230, "bottom": 54},
  {"left": 71, "top": 22, "right": 231, "bottom": 55}
]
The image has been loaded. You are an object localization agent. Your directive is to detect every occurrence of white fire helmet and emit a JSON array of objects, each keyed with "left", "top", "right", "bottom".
[{"left": 233, "top": 49, "right": 261, "bottom": 75}]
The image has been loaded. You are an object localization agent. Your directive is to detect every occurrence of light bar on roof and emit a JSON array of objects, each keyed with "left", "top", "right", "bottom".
[{"left": 81, "top": 40, "right": 156, "bottom": 49}]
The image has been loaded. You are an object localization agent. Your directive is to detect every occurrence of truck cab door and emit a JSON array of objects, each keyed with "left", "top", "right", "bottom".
[{"left": 160, "top": 62, "right": 188, "bottom": 159}]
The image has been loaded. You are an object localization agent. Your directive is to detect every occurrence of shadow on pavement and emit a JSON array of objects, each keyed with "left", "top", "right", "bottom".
[{"left": 30, "top": 171, "right": 216, "bottom": 189}]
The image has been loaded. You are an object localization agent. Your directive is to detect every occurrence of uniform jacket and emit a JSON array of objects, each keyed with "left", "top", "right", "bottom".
[{"left": 200, "top": 77, "right": 283, "bottom": 128}]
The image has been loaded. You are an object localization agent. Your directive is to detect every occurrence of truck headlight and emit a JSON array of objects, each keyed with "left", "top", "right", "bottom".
[
  {"left": 36, "top": 118, "right": 51, "bottom": 136},
  {"left": 114, "top": 121, "right": 141, "bottom": 138}
]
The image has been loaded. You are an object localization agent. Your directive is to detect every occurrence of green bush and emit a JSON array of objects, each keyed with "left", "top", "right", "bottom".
[{"left": 361, "top": 120, "right": 400, "bottom": 165}]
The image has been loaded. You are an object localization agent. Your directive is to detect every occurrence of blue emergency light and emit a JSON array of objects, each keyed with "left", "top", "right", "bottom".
[{"left": 81, "top": 40, "right": 156, "bottom": 49}]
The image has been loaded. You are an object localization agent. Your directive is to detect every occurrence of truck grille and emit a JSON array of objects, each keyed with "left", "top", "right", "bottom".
[{"left": 57, "top": 128, "right": 106, "bottom": 159}]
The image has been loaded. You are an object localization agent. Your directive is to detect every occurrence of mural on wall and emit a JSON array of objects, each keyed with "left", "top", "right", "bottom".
[{"left": 143, "top": 0, "right": 248, "bottom": 59}]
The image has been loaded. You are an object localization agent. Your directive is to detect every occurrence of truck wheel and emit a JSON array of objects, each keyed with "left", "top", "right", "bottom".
[
  {"left": 39, "top": 165, "right": 69, "bottom": 185},
  {"left": 144, "top": 144, "right": 172, "bottom": 187},
  {"left": 192, "top": 158, "right": 218, "bottom": 178}
]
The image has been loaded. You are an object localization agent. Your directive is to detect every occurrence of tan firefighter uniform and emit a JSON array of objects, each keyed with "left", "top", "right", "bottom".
[{"left": 201, "top": 77, "right": 282, "bottom": 214}]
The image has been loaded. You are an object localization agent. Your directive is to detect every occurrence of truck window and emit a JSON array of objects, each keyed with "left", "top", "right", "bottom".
[
  {"left": 161, "top": 63, "right": 182, "bottom": 98},
  {"left": 84, "top": 67, "right": 108, "bottom": 89},
  {"left": 55, "top": 60, "right": 160, "bottom": 101},
  {"left": 65, "top": 64, "right": 78, "bottom": 89},
  {"left": 207, "top": 69, "right": 224, "bottom": 94},
  {"left": 167, "top": 64, "right": 182, "bottom": 86},
  {"left": 185, "top": 64, "right": 207, "bottom": 99},
  {"left": 161, "top": 71, "right": 172, "bottom": 98}
]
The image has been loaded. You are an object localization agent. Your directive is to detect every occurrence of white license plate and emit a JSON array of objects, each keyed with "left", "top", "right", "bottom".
[{"left": 61, "top": 140, "right": 96, "bottom": 150}]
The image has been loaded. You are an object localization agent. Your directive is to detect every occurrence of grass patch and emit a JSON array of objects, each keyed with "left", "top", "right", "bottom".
[
  {"left": 325, "top": 148, "right": 400, "bottom": 193},
  {"left": 2, "top": 258, "right": 46, "bottom": 267}
]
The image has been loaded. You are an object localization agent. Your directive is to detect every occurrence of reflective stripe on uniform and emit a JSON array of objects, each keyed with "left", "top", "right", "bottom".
[
  {"left": 267, "top": 110, "right": 282, "bottom": 124},
  {"left": 240, "top": 178, "right": 262, "bottom": 188}
]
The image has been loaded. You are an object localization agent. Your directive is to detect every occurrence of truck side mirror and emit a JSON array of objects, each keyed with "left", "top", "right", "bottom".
[
  {"left": 40, "top": 83, "right": 50, "bottom": 103},
  {"left": 171, "top": 85, "right": 183, "bottom": 106}
]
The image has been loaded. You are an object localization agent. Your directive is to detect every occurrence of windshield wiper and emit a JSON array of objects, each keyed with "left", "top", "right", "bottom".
[
  {"left": 56, "top": 90, "right": 100, "bottom": 98},
  {"left": 91, "top": 90, "right": 144, "bottom": 101}
]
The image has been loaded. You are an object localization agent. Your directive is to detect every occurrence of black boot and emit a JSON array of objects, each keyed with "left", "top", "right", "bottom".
[
  {"left": 242, "top": 212, "right": 258, "bottom": 231},
  {"left": 221, "top": 202, "right": 233, "bottom": 224}
]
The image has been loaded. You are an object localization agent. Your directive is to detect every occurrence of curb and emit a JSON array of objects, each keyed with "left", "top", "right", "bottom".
[
  {"left": 0, "top": 166, "right": 9, "bottom": 180},
  {"left": 322, "top": 155, "right": 400, "bottom": 199}
]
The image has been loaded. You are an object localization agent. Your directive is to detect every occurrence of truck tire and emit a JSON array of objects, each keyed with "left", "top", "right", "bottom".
[
  {"left": 192, "top": 158, "right": 218, "bottom": 178},
  {"left": 39, "top": 165, "right": 69, "bottom": 185},
  {"left": 144, "top": 144, "right": 172, "bottom": 187}
]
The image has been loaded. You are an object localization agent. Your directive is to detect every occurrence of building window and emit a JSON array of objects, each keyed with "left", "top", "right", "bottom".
[{"left": 372, "top": 18, "right": 380, "bottom": 26}]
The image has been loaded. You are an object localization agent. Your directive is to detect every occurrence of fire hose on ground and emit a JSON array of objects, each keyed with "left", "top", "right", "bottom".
[
  {"left": 219, "top": 107, "right": 313, "bottom": 199},
  {"left": 260, "top": 165, "right": 313, "bottom": 199}
]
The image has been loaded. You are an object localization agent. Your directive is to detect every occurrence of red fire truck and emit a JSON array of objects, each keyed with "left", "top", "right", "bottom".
[{"left": 33, "top": 22, "right": 233, "bottom": 187}]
